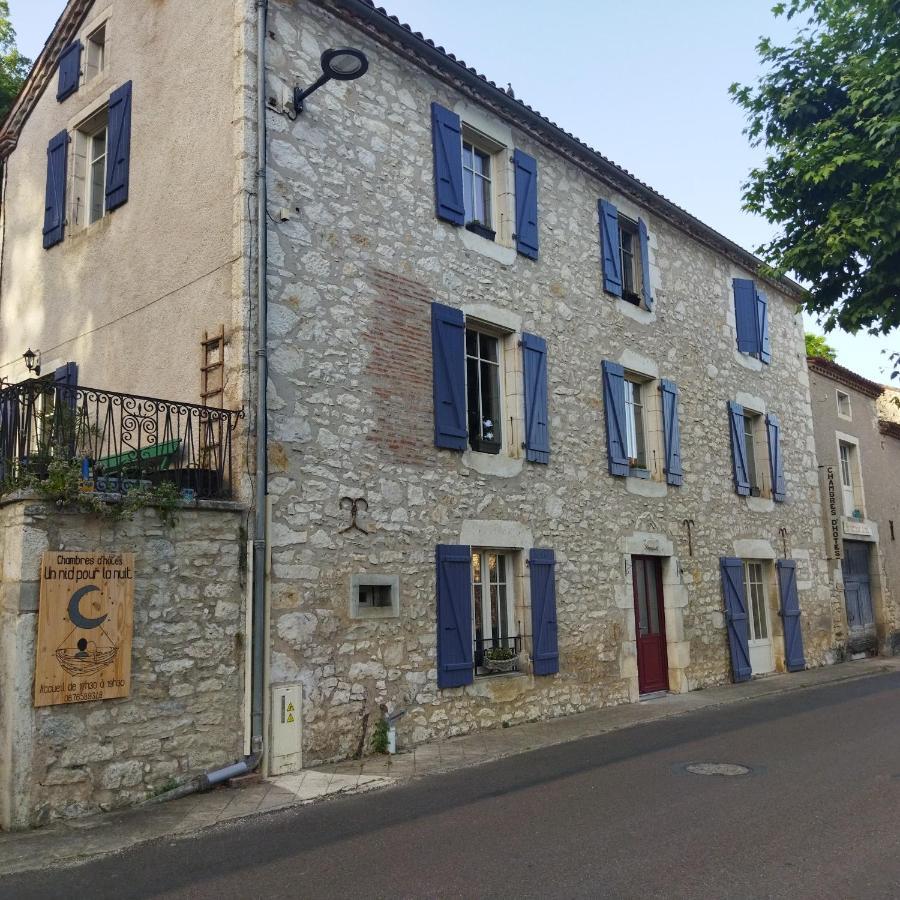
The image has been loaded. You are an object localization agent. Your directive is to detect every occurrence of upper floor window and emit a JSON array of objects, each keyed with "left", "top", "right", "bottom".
[
  {"left": 727, "top": 401, "right": 786, "bottom": 502},
  {"left": 74, "top": 107, "right": 109, "bottom": 227},
  {"left": 836, "top": 390, "right": 852, "bottom": 420},
  {"left": 431, "top": 102, "right": 539, "bottom": 259},
  {"left": 462, "top": 139, "right": 492, "bottom": 235},
  {"left": 599, "top": 200, "right": 654, "bottom": 312},
  {"left": 623, "top": 377, "right": 647, "bottom": 469},
  {"left": 732, "top": 278, "right": 771, "bottom": 364},
  {"left": 743, "top": 411, "right": 764, "bottom": 496},
  {"left": 465, "top": 326, "right": 503, "bottom": 455},
  {"left": 838, "top": 440, "right": 863, "bottom": 517},
  {"left": 85, "top": 23, "right": 107, "bottom": 82}
]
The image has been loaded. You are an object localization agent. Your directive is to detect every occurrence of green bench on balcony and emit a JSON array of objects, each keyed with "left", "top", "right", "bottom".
[{"left": 95, "top": 438, "right": 182, "bottom": 476}]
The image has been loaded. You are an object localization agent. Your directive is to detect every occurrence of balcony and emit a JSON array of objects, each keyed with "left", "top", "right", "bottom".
[{"left": 0, "top": 379, "right": 243, "bottom": 500}]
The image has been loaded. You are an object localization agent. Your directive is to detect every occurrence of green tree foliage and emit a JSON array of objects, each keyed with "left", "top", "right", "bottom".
[
  {"left": 805, "top": 332, "right": 837, "bottom": 360},
  {"left": 731, "top": 0, "right": 900, "bottom": 339},
  {"left": 0, "top": 0, "right": 30, "bottom": 122}
]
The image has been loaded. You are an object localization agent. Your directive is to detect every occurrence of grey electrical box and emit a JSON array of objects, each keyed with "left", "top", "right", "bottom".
[{"left": 271, "top": 684, "right": 302, "bottom": 775}]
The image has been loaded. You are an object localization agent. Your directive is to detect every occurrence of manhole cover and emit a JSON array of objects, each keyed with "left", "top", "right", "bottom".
[{"left": 685, "top": 763, "right": 751, "bottom": 777}]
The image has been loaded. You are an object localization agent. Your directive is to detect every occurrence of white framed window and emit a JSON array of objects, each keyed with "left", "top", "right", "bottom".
[
  {"left": 465, "top": 323, "right": 505, "bottom": 456},
  {"left": 741, "top": 410, "right": 772, "bottom": 498},
  {"left": 472, "top": 548, "right": 519, "bottom": 675},
  {"left": 350, "top": 574, "right": 399, "bottom": 619},
  {"left": 836, "top": 390, "right": 852, "bottom": 420},
  {"left": 624, "top": 377, "right": 647, "bottom": 469},
  {"left": 85, "top": 22, "right": 107, "bottom": 82},
  {"left": 838, "top": 440, "right": 863, "bottom": 518},
  {"left": 618, "top": 216, "right": 644, "bottom": 305},
  {"left": 72, "top": 106, "right": 109, "bottom": 229},
  {"left": 462, "top": 141, "right": 492, "bottom": 230}
]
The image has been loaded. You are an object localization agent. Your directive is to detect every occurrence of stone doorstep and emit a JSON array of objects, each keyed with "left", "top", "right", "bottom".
[{"left": 0, "top": 657, "right": 897, "bottom": 878}]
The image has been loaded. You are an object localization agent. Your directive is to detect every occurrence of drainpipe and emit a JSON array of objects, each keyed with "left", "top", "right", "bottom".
[
  {"left": 146, "top": 0, "right": 268, "bottom": 807},
  {"left": 250, "top": 0, "right": 269, "bottom": 764}
]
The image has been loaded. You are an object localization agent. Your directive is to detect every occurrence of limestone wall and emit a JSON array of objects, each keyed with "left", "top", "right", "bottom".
[
  {"left": 0, "top": 496, "right": 246, "bottom": 829},
  {"left": 259, "top": 0, "right": 838, "bottom": 765}
]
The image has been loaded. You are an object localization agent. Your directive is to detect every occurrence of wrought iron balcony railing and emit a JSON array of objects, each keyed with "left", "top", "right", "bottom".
[{"left": 0, "top": 379, "right": 243, "bottom": 500}]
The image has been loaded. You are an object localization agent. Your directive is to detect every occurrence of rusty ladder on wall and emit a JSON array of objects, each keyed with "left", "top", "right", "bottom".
[{"left": 200, "top": 326, "right": 226, "bottom": 464}]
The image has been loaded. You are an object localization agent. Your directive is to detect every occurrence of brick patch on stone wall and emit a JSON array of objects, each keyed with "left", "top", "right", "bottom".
[{"left": 365, "top": 268, "right": 434, "bottom": 465}]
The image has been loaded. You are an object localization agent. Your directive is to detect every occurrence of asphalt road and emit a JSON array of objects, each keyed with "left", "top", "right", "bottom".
[{"left": 6, "top": 672, "right": 900, "bottom": 900}]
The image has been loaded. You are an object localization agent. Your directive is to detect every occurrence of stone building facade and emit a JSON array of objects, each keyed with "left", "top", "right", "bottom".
[
  {"left": 807, "top": 357, "right": 900, "bottom": 656},
  {"left": 261, "top": 0, "right": 838, "bottom": 764}
]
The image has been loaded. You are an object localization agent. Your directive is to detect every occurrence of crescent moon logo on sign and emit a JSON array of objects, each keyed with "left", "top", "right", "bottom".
[{"left": 67, "top": 585, "right": 107, "bottom": 630}]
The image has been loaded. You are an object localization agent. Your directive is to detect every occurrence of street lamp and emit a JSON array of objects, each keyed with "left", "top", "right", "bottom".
[
  {"left": 293, "top": 48, "right": 369, "bottom": 115},
  {"left": 22, "top": 348, "right": 40, "bottom": 376}
]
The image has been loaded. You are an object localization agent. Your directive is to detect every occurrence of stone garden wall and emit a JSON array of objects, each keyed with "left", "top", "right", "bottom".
[{"left": 0, "top": 495, "right": 246, "bottom": 829}]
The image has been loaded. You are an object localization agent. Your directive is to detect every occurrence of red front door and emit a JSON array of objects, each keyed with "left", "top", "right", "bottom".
[{"left": 632, "top": 555, "right": 669, "bottom": 694}]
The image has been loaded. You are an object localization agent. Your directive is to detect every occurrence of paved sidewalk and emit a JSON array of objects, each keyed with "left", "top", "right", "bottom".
[{"left": 1, "top": 656, "right": 896, "bottom": 876}]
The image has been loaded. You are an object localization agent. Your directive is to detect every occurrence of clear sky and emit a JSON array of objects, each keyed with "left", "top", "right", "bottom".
[{"left": 11, "top": 0, "right": 897, "bottom": 383}]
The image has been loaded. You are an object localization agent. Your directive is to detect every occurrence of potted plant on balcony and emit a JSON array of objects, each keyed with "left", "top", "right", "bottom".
[{"left": 482, "top": 646, "right": 517, "bottom": 674}]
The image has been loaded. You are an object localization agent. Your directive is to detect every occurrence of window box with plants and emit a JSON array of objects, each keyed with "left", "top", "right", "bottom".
[
  {"left": 481, "top": 646, "right": 518, "bottom": 674},
  {"left": 465, "top": 220, "right": 496, "bottom": 242}
]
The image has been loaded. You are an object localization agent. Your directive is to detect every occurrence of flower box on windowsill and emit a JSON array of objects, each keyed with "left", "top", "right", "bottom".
[
  {"left": 481, "top": 649, "right": 518, "bottom": 674},
  {"left": 628, "top": 465, "right": 650, "bottom": 480},
  {"left": 623, "top": 291, "right": 642, "bottom": 308},
  {"left": 465, "top": 221, "right": 496, "bottom": 242},
  {"left": 470, "top": 438, "right": 501, "bottom": 455},
  {"left": 750, "top": 486, "right": 762, "bottom": 497}
]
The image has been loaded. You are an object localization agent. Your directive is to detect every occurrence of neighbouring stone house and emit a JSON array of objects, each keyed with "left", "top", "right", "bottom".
[
  {"left": 1, "top": 0, "right": 845, "bottom": 824},
  {"left": 807, "top": 357, "right": 900, "bottom": 656}
]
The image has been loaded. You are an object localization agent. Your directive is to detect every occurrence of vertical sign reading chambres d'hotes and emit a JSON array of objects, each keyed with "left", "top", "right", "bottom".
[{"left": 34, "top": 551, "right": 135, "bottom": 708}]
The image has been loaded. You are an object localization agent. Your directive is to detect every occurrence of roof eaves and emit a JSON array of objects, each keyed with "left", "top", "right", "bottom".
[
  {"left": 806, "top": 356, "right": 884, "bottom": 399},
  {"left": 0, "top": 0, "right": 94, "bottom": 158},
  {"left": 320, "top": 0, "right": 805, "bottom": 300}
]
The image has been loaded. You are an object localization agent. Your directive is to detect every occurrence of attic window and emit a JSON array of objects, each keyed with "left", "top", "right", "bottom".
[{"left": 85, "top": 23, "right": 106, "bottom": 81}]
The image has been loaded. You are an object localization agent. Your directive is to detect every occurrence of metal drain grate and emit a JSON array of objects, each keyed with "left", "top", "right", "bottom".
[{"left": 685, "top": 762, "right": 751, "bottom": 776}]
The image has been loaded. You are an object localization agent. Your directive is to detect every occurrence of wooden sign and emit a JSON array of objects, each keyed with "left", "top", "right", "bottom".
[
  {"left": 819, "top": 466, "right": 842, "bottom": 560},
  {"left": 34, "top": 551, "right": 134, "bottom": 707}
]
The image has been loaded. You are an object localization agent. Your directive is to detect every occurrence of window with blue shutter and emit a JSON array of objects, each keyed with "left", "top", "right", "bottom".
[
  {"left": 106, "top": 81, "right": 133, "bottom": 212},
  {"left": 755, "top": 288, "right": 771, "bottom": 364},
  {"left": 728, "top": 400, "right": 751, "bottom": 496},
  {"left": 766, "top": 412, "right": 786, "bottom": 502},
  {"left": 436, "top": 544, "right": 474, "bottom": 688},
  {"left": 599, "top": 200, "right": 622, "bottom": 297},
  {"left": 720, "top": 557, "right": 752, "bottom": 683},
  {"left": 638, "top": 217, "right": 653, "bottom": 310},
  {"left": 431, "top": 102, "right": 465, "bottom": 226},
  {"left": 529, "top": 548, "right": 559, "bottom": 676},
  {"left": 513, "top": 149, "right": 539, "bottom": 260},
  {"left": 776, "top": 560, "right": 806, "bottom": 672},
  {"left": 602, "top": 360, "right": 629, "bottom": 476},
  {"left": 522, "top": 332, "right": 549, "bottom": 464},
  {"left": 659, "top": 378, "right": 683, "bottom": 486},
  {"left": 43, "top": 130, "right": 70, "bottom": 249},
  {"left": 733, "top": 278, "right": 758, "bottom": 354},
  {"left": 431, "top": 302, "right": 467, "bottom": 450},
  {"left": 57, "top": 41, "right": 82, "bottom": 102}
]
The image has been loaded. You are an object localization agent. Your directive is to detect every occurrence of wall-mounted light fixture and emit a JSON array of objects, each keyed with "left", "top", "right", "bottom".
[
  {"left": 293, "top": 48, "right": 369, "bottom": 115},
  {"left": 23, "top": 348, "right": 40, "bottom": 376}
]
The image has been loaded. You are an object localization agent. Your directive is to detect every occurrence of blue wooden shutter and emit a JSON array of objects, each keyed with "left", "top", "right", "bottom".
[
  {"left": 638, "top": 217, "right": 653, "bottom": 310},
  {"left": 720, "top": 557, "right": 752, "bottom": 682},
  {"left": 0, "top": 385, "right": 17, "bottom": 482},
  {"left": 776, "top": 559, "right": 806, "bottom": 672},
  {"left": 436, "top": 544, "right": 473, "bottom": 688},
  {"left": 522, "top": 332, "right": 549, "bottom": 464},
  {"left": 659, "top": 378, "right": 683, "bottom": 486},
  {"left": 529, "top": 548, "right": 559, "bottom": 676},
  {"left": 599, "top": 200, "right": 622, "bottom": 297},
  {"left": 733, "top": 278, "right": 757, "bottom": 354},
  {"left": 728, "top": 400, "right": 751, "bottom": 496},
  {"left": 431, "top": 302, "right": 467, "bottom": 450},
  {"left": 755, "top": 288, "right": 771, "bottom": 364},
  {"left": 602, "top": 360, "right": 629, "bottom": 476},
  {"left": 43, "top": 130, "right": 69, "bottom": 249},
  {"left": 106, "top": 81, "right": 133, "bottom": 211},
  {"left": 56, "top": 41, "right": 82, "bottom": 102},
  {"left": 766, "top": 412, "right": 786, "bottom": 502},
  {"left": 513, "top": 149, "right": 539, "bottom": 259},
  {"left": 431, "top": 102, "right": 464, "bottom": 226}
]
